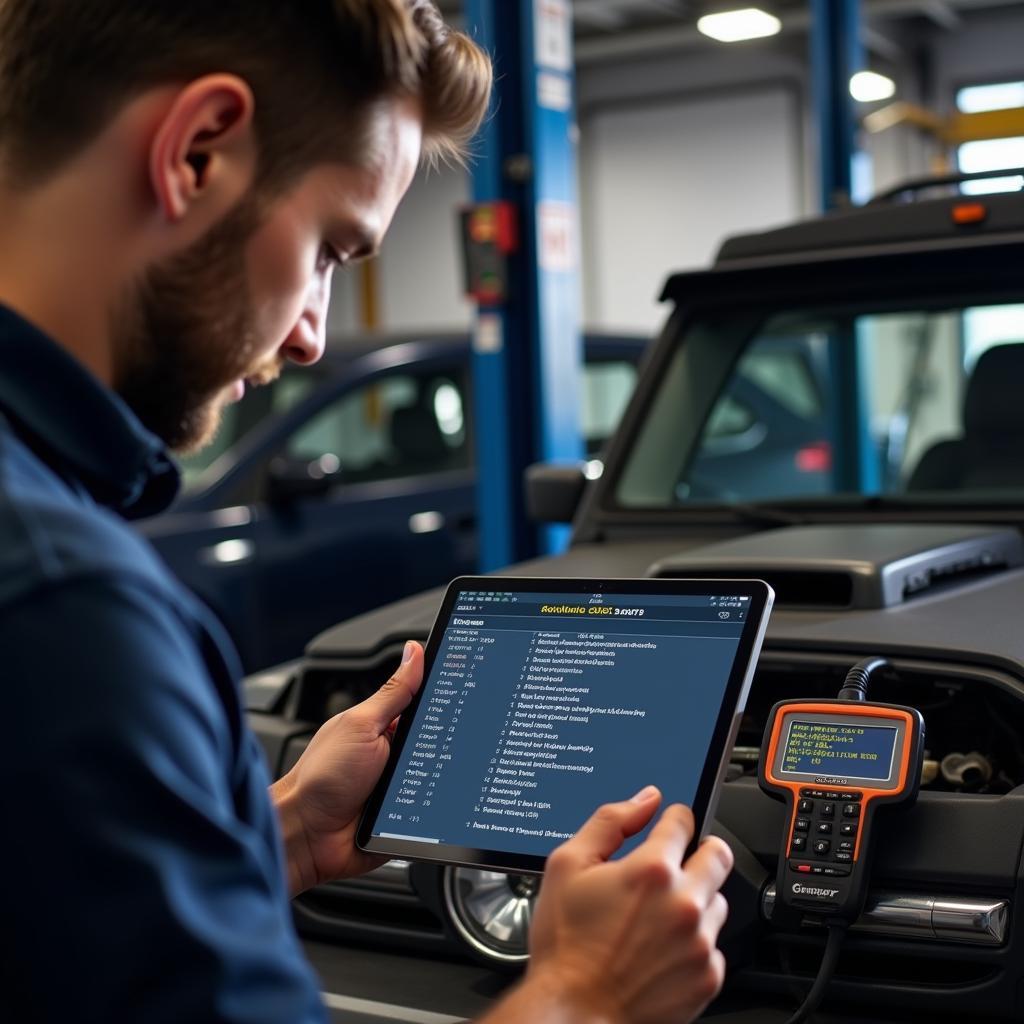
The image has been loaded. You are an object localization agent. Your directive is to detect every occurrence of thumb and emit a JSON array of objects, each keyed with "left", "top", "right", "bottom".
[{"left": 357, "top": 641, "right": 423, "bottom": 732}]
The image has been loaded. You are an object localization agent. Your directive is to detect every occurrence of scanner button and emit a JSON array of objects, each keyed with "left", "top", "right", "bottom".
[
  {"left": 824, "top": 790, "right": 842, "bottom": 800},
  {"left": 792, "top": 863, "right": 812, "bottom": 873},
  {"left": 790, "top": 835, "right": 807, "bottom": 853},
  {"left": 798, "top": 799, "right": 814, "bottom": 814},
  {"left": 834, "top": 851, "right": 853, "bottom": 863},
  {"left": 842, "top": 803, "right": 861, "bottom": 819},
  {"left": 839, "top": 823, "right": 858, "bottom": 838},
  {"left": 838, "top": 840, "right": 855, "bottom": 853},
  {"left": 794, "top": 817, "right": 811, "bottom": 832},
  {"left": 810, "top": 866, "right": 825, "bottom": 875},
  {"left": 816, "top": 822, "right": 833, "bottom": 835},
  {"left": 821, "top": 802, "right": 836, "bottom": 818},
  {"left": 840, "top": 791, "right": 862, "bottom": 801},
  {"left": 813, "top": 840, "right": 831, "bottom": 856},
  {"left": 822, "top": 866, "right": 851, "bottom": 877}
]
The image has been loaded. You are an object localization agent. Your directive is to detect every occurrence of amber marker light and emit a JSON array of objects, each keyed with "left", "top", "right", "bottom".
[{"left": 952, "top": 202, "right": 988, "bottom": 226}]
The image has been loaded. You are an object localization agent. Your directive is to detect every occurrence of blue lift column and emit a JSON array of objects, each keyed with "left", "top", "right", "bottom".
[
  {"left": 463, "top": 0, "right": 584, "bottom": 571},
  {"left": 810, "top": 0, "right": 861, "bottom": 210},
  {"left": 810, "top": 0, "right": 879, "bottom": 494}
]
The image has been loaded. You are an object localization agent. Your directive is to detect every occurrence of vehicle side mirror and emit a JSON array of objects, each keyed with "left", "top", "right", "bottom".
[
  {"left": 525, "top": 463, "right": 588, "bottom": 524},
  {"left": 266, "top": 456, "right": 337, "bottom": 504}
]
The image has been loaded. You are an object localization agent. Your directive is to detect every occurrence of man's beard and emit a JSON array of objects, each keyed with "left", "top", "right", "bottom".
[{"left": 113, "top": 195, "right": 283, "bottom": 454}]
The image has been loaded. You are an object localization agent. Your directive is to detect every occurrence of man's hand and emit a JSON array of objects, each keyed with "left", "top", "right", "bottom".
[
  {"left": 480, "top": 788, "right": 733, "bottom": 1024},
  {"left": 270, "top": 641, "right": 423, "bottom": 895}
]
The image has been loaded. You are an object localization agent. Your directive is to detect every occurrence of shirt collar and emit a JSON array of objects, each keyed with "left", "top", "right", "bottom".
[{"left": 0, "top": 304, "right": 179, "bottom": 518}]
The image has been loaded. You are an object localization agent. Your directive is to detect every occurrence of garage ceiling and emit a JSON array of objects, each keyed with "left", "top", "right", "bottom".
[{"left": 435, "top": 0, "right": 1023, "bottom": 63}]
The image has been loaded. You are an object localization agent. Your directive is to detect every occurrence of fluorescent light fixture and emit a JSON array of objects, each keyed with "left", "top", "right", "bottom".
[
  {"left": 850, "top": 71, "right": 896, "bottom": 103},
  {"left": 697, "top": 8, "right": 781, "bottom": 42},
  {"left": 957, "top": 81, "right": 1024, "bottom": 115},
  {"left": 959, "top": 137, "right": 1024, "bottom": 174}
]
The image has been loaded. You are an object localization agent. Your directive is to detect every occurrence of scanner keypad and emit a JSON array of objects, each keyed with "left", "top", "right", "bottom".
[{"left": 789, "top": 788, "right": 862, "bottom": 875}]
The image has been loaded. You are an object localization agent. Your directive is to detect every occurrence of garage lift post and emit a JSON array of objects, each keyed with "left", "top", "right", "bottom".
[
  {"left": 463, "top": 0, "right": 584, "bottom": 571},
  {"left": 811, "top": 0, "right": 878, "bottom": 492}
]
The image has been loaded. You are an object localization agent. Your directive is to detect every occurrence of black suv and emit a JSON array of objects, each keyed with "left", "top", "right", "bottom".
[{"left": 250, "top": 178, "right": 1024, "bottom": 1023}]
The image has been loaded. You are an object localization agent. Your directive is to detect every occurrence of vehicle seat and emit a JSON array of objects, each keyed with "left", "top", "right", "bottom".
[
  {"left": 907, "top": 342, "right": 1024, "bottom": 491},
  {"left": 389, "top": 404, "right": 451, "bottom": 472}
]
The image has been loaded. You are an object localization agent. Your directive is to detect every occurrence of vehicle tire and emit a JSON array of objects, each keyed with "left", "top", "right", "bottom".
[{"left": 441, "top": 866, "right": 537, "bottom": 969}]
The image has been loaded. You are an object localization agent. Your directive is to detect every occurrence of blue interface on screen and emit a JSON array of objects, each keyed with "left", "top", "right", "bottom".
[
  {"left": 372, "top": 589, "right": 750, "bottom": 858},
  {"left": 782, "top": 721, "right": 897, "bottom": 781}
]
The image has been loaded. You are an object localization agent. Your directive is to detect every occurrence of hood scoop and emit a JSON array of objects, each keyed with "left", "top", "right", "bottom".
[{"left": 647, "top": 525, "right": 1023, "bottom": 610}]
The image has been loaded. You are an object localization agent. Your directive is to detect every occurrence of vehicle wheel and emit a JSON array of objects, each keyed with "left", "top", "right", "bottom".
[{"left": 441, "top": 866, "right": 537, "bottom": 968}]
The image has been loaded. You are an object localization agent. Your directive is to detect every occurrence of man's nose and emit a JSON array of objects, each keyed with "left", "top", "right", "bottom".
[{"left": 282, "top": 269, "right": 333, "bottom": 366}]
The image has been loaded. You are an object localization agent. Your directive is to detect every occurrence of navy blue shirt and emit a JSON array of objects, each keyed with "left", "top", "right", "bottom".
[{"left": 0, "top": 307, "right": 327, "bottom": 1022}]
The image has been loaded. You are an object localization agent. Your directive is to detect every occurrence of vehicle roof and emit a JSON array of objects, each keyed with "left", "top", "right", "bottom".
[
  {"left": 658, "top": 190, "right": 1024, "bottom": 303},
  {"left": 312, "top": 329, "right": 649, "bottom": 371}
]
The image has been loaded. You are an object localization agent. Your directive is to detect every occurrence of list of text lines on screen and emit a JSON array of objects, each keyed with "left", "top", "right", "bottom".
[{"left": 373, "top": 589, "right": 749, "bottom": 858}]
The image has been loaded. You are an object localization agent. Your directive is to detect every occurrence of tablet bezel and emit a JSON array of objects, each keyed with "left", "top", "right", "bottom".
[{"left": 357, "top": 575, "right": 773, "bottom": 874}]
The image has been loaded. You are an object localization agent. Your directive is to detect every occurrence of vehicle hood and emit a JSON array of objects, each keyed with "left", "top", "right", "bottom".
[{"left": 305, "top": 529, "right": 1024, "bottom": 679}]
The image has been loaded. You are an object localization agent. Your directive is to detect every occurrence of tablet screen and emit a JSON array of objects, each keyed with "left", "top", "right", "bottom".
[{"left": 359, "top": 577, "right": 772, "bottom": 872}]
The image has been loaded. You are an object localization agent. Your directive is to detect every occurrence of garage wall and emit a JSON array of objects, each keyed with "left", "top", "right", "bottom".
[{"left": 579, "top": 85, "right": 804, "bottom": 333}]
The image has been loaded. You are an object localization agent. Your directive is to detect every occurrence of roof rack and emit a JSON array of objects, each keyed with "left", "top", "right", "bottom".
[{"left": 869, "top": 167, "right": 1024, "bottom": 205}]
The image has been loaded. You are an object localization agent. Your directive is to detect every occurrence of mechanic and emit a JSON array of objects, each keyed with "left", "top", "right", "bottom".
[{"left": 0, "top": 3, "right": 733, "bottom": 1022}]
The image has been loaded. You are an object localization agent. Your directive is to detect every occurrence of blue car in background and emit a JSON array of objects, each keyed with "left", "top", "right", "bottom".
[{"left": 139, "top": 333, "right": 646, "bottom": 671}]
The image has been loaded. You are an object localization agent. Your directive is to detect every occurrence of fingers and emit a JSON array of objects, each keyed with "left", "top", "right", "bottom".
[
  {"left": 623, "top": 802, "right": 695, "bottom": 873},
  {"left": 681, "top": 836, "right": 734, "bottom": 907},
  {"left": 354, "top": 641, "right": 424, "bottom": 732},
  {"left": 550, "top": 787, "right": 662, "bottom": 869}
]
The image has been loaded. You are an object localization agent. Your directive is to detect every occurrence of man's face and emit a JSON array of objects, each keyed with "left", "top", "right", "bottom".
[{"left": 115, "top": 96, "right": 423, "bottom": 453}]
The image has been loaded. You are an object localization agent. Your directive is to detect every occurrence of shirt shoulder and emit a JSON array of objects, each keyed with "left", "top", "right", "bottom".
[
  {"left": 0, "top": 414, "right": 182, "bottom": 609},
  {"left": 1, "top": 573, "right": 327, "bottom": 1023}
]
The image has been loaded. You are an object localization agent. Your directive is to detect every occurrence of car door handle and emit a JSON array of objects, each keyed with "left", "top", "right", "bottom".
[
  {"left": 199, "top": 538, "right": 256, "bottom": 565},
  {"left": 408, "top": 511, "right": 446, "bottom": 535}
]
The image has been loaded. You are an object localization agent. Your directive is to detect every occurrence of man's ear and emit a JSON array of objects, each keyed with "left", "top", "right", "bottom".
[{"left": 148, "top": 73, "right": 257, "bottom": 229}]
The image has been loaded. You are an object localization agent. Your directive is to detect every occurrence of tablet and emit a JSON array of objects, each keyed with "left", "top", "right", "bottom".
[{"left": 357, "top": 575, "right": 773, "bottom": 874}]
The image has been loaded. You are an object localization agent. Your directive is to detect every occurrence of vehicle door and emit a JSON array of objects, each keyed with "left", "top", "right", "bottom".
[{"left": 250, "top": 357, "right": 476, "bottom": 667}]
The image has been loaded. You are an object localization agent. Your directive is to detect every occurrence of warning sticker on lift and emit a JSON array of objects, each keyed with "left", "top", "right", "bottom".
[{"left": 535, "top": 0, "right": 572, "bottom": 72}]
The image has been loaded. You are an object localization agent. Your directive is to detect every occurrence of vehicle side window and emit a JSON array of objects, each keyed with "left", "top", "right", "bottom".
[
  {"left": 582, "top": 360, "right": 638, "bottom": 454},
  {"left": 283, "top": 369, "right": 469, "bottom": 484}
]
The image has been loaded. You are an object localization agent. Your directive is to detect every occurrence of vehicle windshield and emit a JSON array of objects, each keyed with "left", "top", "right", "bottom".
[{"left": 616, "top": 298, "right": 1024, "bottom": 508}]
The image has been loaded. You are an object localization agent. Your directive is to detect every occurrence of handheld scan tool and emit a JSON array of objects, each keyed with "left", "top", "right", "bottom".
[{"left": 759, "top": 661, "right": 925, "bottom": 924}]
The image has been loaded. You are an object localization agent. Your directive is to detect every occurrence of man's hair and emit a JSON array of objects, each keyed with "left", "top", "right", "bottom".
[{"left": 0, "top": 0, "right": 492, "bottom": 190}]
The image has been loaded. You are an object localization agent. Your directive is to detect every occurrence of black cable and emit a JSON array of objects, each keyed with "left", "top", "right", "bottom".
[
  {"left": 782, "top": 921, "right": 848, "bottom": 1024},
  {"left": 836, "top": 657, "right": 889, "bottom": 702}
]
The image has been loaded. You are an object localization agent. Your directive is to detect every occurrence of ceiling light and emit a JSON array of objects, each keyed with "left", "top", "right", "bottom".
[
  {"left": 850, "top": 71, "right": 896, "bottom": 103},
  {"left": 697, "top": 8, "right": 782, "bottom": 43}
]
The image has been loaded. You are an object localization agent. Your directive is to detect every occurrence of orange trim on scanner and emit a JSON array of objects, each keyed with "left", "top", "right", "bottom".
[{"left": 764, "top": 703, "right": 916, "bottom": 862}]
